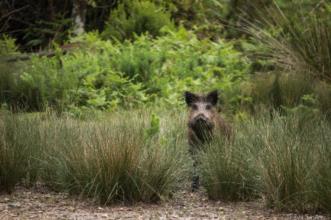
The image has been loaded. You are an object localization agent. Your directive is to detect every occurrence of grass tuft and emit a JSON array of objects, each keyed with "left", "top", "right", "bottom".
[
  {"left": 0, "top": 110, "right": 189, "bottom": 203},
  {"left": 0, "top": 112, "right": 44, "bottom": 192},
  {"left": 200, "top": 112, "right": 331, "bottom": 213}
]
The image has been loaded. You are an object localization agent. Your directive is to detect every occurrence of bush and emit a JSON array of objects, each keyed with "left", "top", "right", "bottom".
[
  {"left": 2, "top": 34, "right": 150, "bottom": 111},
  {"left": 0, "top": 36, "right": 26, "bottom": 111},
  {"left": 102, "top": 0, "right": 174, "bottom": 41},
  {"left": 155, "top": 0, "right": 226, "bottom": 40},
  {"left": 0, "top": 35, "right": 18, "bottom": 55},
  {"left": 1, "top": 30, "right": 250, "bottom": 112}
]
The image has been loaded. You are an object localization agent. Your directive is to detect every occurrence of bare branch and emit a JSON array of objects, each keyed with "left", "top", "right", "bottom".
[{"left": 0, "top": 5, "right": 29, "bottom": 21}]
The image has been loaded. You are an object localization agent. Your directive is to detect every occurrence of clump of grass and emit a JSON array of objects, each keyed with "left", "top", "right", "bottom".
[
  {"left": 1, "top": 108, "right": 330, "bottom": 213},
  {"left": 242, "top": 2, "right": 331, "bottom": 117},
  {"left": 41, "top": 111, "right": 189, "bottom": 204},
  {"left": 0, "top": 112, "right": 44, "bottom": 192},
  {"left": 254, "top": 114, "right": 326, "bottom": 212},
  {"left": 313, "top": 80, "right": 331, "bottom": 119},
  {"left": 0, "top": 110, "right": 189, "bottom": 203},
  {"left": 199, "top": 112, "right": 331, "bottom": 213},
  {"left": 199, "top": 136, "right": 258, "bottom": 201},
  {"left": 245, "top": 2, "right": 331, "bottom": 82},
  {"left": 248, "top": 72, "right": 314, "bottom": 110}
]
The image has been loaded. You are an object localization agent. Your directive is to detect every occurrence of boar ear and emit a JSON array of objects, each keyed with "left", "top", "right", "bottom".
[
  {"left": 184, "top": 91, "right": 199, "bottom": 106},
  {"left": 206, "top": 90, "right": 218, "bottom": 106}
]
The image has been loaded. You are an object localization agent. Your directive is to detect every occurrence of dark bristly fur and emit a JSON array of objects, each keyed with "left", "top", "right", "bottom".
[{"left": 184, "top": 90, "right": 232, "bottom": 191}]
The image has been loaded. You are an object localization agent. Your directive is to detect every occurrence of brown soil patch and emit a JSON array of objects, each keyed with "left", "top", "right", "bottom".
[{"left": 0, "top": 186, "right": 328, "bottom": 220}]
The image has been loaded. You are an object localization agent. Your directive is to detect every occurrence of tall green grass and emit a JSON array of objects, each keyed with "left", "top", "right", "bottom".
[
  {"left": 245, "top": 2, "right": 331, "bottom": 82},
  {"left": 0, "top": 112, "right": 45, "bottom": 192},
  {"left": 200, "top": 113, "right": 331, "bottom": 213},
  {"left": 199, "top": 137, "right": 258, "bottom": 201},
  {"left": 42, "top": 111, "right": 189, "bottom": 203},
  {"left": 0, "top": 110, "right": 190, "bottom": 203},
  {"left": 241, "top": 2, "right": 331, "bottom": 118},
  {"left": 1, "top": 109, "right": 330, "bottom": 213}
]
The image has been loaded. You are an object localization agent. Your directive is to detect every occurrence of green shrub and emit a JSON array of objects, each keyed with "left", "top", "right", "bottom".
[
  {"left": 155, "top": 0, "right": 226, "bottom": 40},
  {"left": 0, "top": 35, "right": 18, "bottom": 55},
  {"left": 0, "top": 36, "right": 26, "bottom": 111},
  {"left": 2, "top": 30, "right": 250, "bottom": 112},
  {"left": 106, "top": 28, "right": 250, "bottom": 108},
  {"left": 102, "top": 0, "right": 174, "bottom": 41}
]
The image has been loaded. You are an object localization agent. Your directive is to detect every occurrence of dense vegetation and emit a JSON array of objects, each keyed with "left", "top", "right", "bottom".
[
  {"left": 0, "top": 111, "right": 189, "bottom": 203},
  {"left": 1, "top": 111, "right": 330, "bottom": 213},
  {"left": 200, "top": 112, "right": 331, "bottom": 212},
  {"left": 0, "top": 0, "right": 330, "bottom": 215},
  {"left": 1, "top": 30, "right": 250, "bottom": 114}
]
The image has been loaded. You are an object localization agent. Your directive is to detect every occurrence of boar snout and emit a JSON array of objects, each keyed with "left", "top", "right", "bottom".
[{"left": 190, "top": 114, "right": 214, "bottom": 130}]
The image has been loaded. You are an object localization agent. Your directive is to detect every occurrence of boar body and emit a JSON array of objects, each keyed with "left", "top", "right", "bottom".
[{"left": 184, "top": 90, "right": 232, "bottom": 190}]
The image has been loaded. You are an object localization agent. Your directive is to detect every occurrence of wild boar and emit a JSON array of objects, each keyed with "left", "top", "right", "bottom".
[{"left": 184, "top": 90, "right": 232, "bottom": 190}]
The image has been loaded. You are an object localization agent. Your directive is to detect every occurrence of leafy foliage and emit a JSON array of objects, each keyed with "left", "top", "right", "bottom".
[
  {"left": 102, "top": 0, "right": 174, "bottom": 41},
  {"left": 0, "top": 36, "right": 18, "bottom": 55},
  {"left": 0, "top": 36, "right": 27, "bottom": 111},
  {"left": 0, "top": 30, "right": 250, "bottom": 112}
]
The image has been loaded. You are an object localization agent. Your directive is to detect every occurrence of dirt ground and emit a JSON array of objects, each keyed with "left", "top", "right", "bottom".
[{"left": 0, "top": 186, "right": 328, "bottom": 220}]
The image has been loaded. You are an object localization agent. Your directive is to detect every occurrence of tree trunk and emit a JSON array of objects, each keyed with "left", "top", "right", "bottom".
[{"left": 72, "top": 0, "right": 87, "bottom": 35}]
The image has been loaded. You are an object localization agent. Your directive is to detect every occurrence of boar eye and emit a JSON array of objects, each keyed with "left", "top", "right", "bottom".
[
  {"left": 192, "top": 104, "right": 198, "bottom": 110},
  {"left": 205, "top": 104, "right": 212, "bottom": 110}
]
